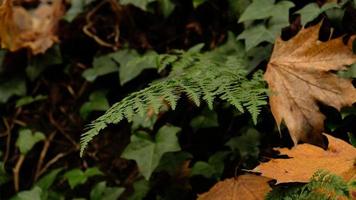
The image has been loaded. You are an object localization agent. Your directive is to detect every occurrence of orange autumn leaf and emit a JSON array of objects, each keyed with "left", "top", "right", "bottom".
[
  {"left": 253, "top": 134, "right": 356, "bottom": 184},
  {"left": 0, "top": 0, "right": 65, "bottom": 54},
  {"left": 197, "top": 174, "right": 272, "bottom": 200},
  {"left": 264, "top": 24, "right": 356, "bottom": 147}
]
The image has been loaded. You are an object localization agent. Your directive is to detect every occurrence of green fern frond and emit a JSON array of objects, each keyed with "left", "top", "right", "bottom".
[
  {"left": 80, "top": 47, "right": 267, "bottom": 156},
  {"left": 266, "top": 170, "right": 351, "bottom": 200}
]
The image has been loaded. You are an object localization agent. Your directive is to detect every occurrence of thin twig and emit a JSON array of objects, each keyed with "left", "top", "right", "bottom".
[
  {"left": 48, "top": 112, "right": 78, "bottom": 147},
  {"left": 83, "top": 0, "right": 121, "bottom": 49},
  {"left": 36, "top": 149, "right": 75, "bottom": 178},
  {"left": 34, "top": 131, "right": 56, "bottom": 181},
  {"left": 3, "top": 117, "right": 12, "bottom": 164},
  {"left": 13, "top": 154, "right": 25, "bottom": 192}
]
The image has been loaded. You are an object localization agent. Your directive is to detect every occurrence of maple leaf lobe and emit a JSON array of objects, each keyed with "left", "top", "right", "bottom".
[{"left": 265, "top": 24, "right": 356, "bottom": 146}]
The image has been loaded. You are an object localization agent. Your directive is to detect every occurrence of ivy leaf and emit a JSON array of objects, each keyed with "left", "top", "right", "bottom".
[
  {"left": 156, "top": 151, "right": 192, "bottom": 176},
  {"left": 10, "top": 186, "right": 42, "bottom": 200},
  {"left": 116, "top": 50, "right": 158, "bottom": 85},
  {"left": 127, "top": 179, "right": 150, "bottom": 200},
  {"left": 193, "top": 0, "right": 208, "bottom": 8},
  {"left": 225, "top": 128, "right": 260, "bottom": 168},
  {"left": 228, "top": 0, "right": 250, "bottom": 16},
  {"left": 268, "top": 1, "right": 295, "bottom": 34},
  {"left": 158, "top": 0, "right": 175, "bottom": 17},
  {"left": 0, "top": 161, "right": 9, "bottom": 185},
  {"left": 35, "top": 168, "right": 63, "bottom": 191},
  {"left": 122, "top": 125, "right": 181, "bottom": 180},
  {"left": 295, "top": 2, "right": 339, "bottom": 26},
  {"left": 63, "top": 167, "right": 103, "bottom": 189},
  {"left": 348, "top": 133, "right": 356, "bottom": 147},
  {"left": 80, "top": 90, "right": 109, "bottom": 119},
  {"left": 0, "top": 49, "right": 5, "bottom": 69},
  {"left": 26, "top": 45, "right": 62, "bottom": 81},
  {"left": 190, "top": 151, "right": 229, "bottom": 179},
  {"left": 63, "top": 0, "right": 94, "bottom": 22},
  {"left": 16, "top": 129, "right": 45, "bottom": 155},
  {"left": 238, "top": 0, "right": 275, "bottom": 22},
  {"left": 338, "top": 63, "right": 356, "bottom": 78},
  {"left": 82, "top": 53, "right": 119, "bottom": 82},
  {"left": 0, "top": 78, "right": 26, "bottom": 104},
  {"left": 190, "top": 109, "right": 219, "bottom": 131},
  {"left": 90, "top": 182, "right": 125, "bottom": 200},
  {"left": 120, "top": 0, "right": 156, "bottom": 11},
  {"left": 237, "top": 24, "right": 275, "bottom": 50},
  {"left": 16, "top": 95, "right": 47, "bottom": 108}
]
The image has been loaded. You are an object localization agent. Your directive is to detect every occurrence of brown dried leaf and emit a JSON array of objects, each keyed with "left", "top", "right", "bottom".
[
  {"left": 264, "top": 24, "right": 356, "bottom": 147},
  {"left": 197, "top": 174, "right": 272, "bottom": 200},
  {"left": 0, "top": 0, "right": 64, "bottom": 54},
  {"left": 253, "top": 134, "right": 356, "bottom": 184}
]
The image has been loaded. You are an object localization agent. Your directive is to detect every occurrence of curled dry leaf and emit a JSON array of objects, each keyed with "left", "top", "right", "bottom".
[
  {"left": 0, "top": 0, "right": 65, "bottom": 54},
  {"left": 264, "top": 24, "right": 356, "bottom": 147},
  {"left": 253, "top": 134, "right": 356, "bottom": 184},
  {"left": 197, "top": 174, "right": 272, "bottom": 200}
]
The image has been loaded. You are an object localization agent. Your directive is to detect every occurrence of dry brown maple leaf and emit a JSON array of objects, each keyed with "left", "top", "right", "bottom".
[
  {"left": 253, "top": 134, "right": 356, "bottom": 184},
  {"left": 264, "top": 24, "right": 356, "bottom": 147},
  {"left": 197, "top": 174, "right": 272, "bottom": 200},
  {"left": 0, "top": 0, "right": 64, "bottom": 54}
]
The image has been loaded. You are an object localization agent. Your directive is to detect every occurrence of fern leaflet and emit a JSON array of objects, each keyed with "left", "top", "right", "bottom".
[{"left": 80, "top": 46, "right": 267, "bottom": 156}]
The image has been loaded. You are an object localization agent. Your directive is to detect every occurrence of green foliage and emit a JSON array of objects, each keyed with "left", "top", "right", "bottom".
[
  {"left": 338, "top": 63, "right": 356, "bottom": 78},
  {"left": 120, "top": 0, "right": 156, "bottom": 11},
  {"left": 83, "top": 49, "right": 158, "bottom": 85},
  {"left": 237, "top": 0, "right": 294, "bottom": 50},
  {"left": 0, "top": 161, "right": 9, "bottom": 185},
  {"left": 117, "top": 50, "right": 158, "bottom": 85},
  {"left": 0, "top": 78, "right": 26, "bottom": 104},
  {"left": 90, "top": 182, "right": 125, "bottom": 200},
  {"left": 348, "top": 132, "right": 356, "bottom": 147},
  {"left": 16, "top": 129, "right": 45, "bottom": 155},
  {"left": 36, "top": 168, "right": 63, "bottom": 191},
  {"left": 122, "top": 125, "right": 181, "bottom": 179},
  {"left": 156, "top": 151, "right": 193, "bottom": 176},
  {"left": 63, "top": 0, "right": 94, "bottom": 22},
  {"left": 158, "top": 0, "right": 176, "bottom": 17},
  {"left": 16, "top": 95, "right": 47, "bottom": 108},
  {"left": 0, "top": 152, "right": 9, "bottom": 185},
  {"left": 190, "top": 151, "right": 229, "bottom": 179},
  {"left": 63, "top": 167, "right": 103, "bottom": 189},
  {"left": 190, "top": 108, "right": 219, "bottom": 131},
  {"left": 9, "top": 168, "right": 63, "bottom": 200},
  {"left": 0, "top": 49, "right": 5, "bottom": 67},
  {"left": 80, "top": 90, "right": 110, "bottom": 119},
  {"left": 10, "top": 186, "right": 42, "bottom": 200},
  {"left": 127, "top": 179, "right": 150, "bottom": 200},
  {"left": 266, "top": 170, "right": 351, "bottom": 200},
  {"left": 193, "top": 0, "right": 208, "bottom": 8},
  {"left": 295, "top": 2, "right": 339, "bottom": 26},
  {"left": 80, "top": 41, "right": 268, "bottom": 156},
  {"left": 226, "top": 127, "right": 260, "bottom": 162},
  {"left": 237, "top": 25, "right": 275, "bottom": 51},
  {"left": 27, "top": 45, "right": 62, "bottom": 81},
  {"left": 120, "top": 0, "right": 177, "bottom": 16},
  {"left": 82, "top": 53, "right": 120, "bottom": 82}
]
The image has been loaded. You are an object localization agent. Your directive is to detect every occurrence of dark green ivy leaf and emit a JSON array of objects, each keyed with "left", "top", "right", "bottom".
[
  {"left": 63, "top": 167, "right": 103, "bottom": 189},
  {"left": 16, "top": 129, "right": 45, "bottom": 155},
  {"left": 122, "top": 125, "right": 181, "bottom": 179},
  {"left": 190, "top": 151, "right": 230, "bottom": 179},
  {"left": 90, "top": 182, "right": 125, "bottom": 200},
  {"left": 0, "top": 78, "right": 26, "bottom": 104},
  {"left": 80, "top": 90, "right": 110, "bottom": 119}
]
